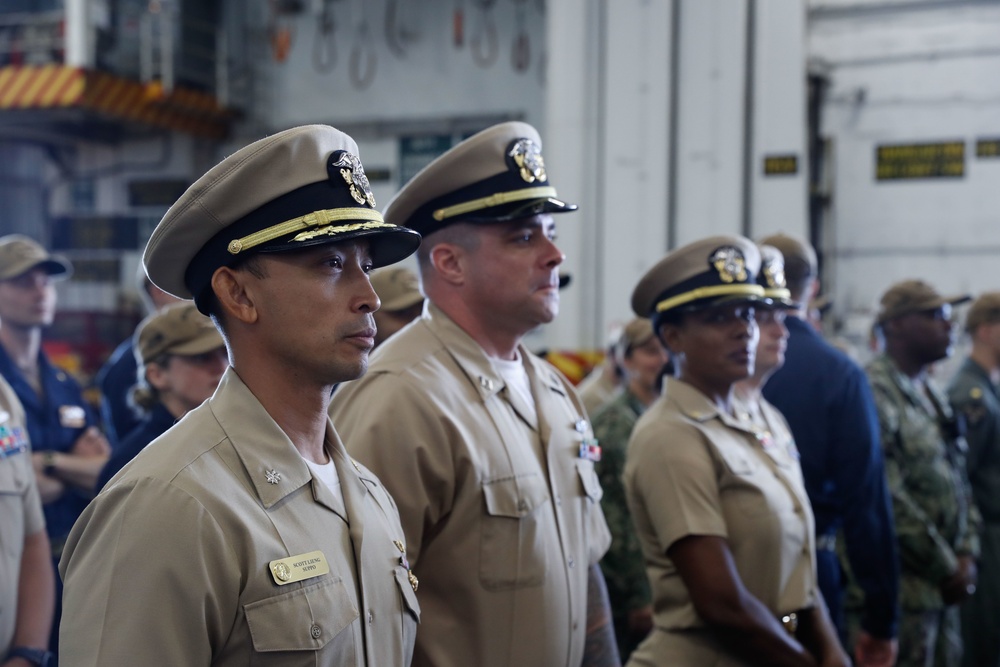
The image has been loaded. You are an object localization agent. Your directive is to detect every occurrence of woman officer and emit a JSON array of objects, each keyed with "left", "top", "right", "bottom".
[{"left": 622, "top": 235, "right": 848, "bottom": 667}]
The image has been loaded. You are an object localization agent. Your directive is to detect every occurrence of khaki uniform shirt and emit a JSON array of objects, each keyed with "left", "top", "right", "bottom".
[
  {"left": 330, "top": 303, "right": 612, "bottom": 667},
  {"left": 59, "top": 368, "right": 419, "bottom": 666},
  {"left": 0, "top": 376, "right": 44, "bottom": 654},
  {"left": 623, "top": 379, "right": 817, "bottom": 663}
]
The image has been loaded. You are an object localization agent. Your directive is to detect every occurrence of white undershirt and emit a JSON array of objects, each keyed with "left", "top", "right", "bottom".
[
  {"left": 493, "top": 351, "right": 537, "bottom": 425},
  {"left": 303, "top": 456, "right": 344, "bottom": 501}
]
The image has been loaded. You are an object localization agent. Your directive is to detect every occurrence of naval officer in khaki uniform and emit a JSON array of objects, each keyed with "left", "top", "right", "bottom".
[
  {"left": 59, "top": 125, "right": 422, "bottom": 666},
  {"left": 330, "top": 122, "right": 618, "bottom": 667},
  {"left": 0, "top": 375, "right": 55, "bottom": 667},
  {"left": 624, "top": 236, "right": 847, "bottom": 667}
]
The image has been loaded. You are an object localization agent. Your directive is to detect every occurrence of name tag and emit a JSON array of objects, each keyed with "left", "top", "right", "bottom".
[
  {"left": 268, "top": 550, "right": 330, "bottom": 586},
  {"left": 59, "top": 405, "right": 86, "bottom": 429}
]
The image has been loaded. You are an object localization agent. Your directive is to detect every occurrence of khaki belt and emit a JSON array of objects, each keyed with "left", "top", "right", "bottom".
[
  {"left": 780, "top": 612, "right": 799, "bottom": 635},
  {"left": 815, "top": 534, "right": 837, "bottom": 552}
]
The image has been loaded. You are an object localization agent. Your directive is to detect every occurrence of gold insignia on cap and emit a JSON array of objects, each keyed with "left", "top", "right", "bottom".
[
  {"left": 710, "top": 246, "right": 748, "bottom": 284},
  {"left": 227, "top": 208, "right": 385, "bottom": 255},
  {"left": 971, "top": 387, "right": 983, "bottom": 399},
  {"left": 508, "top": 138, "right": 548, "bottom": 184},
  {"left": 432, "top": 186, "right": 560, "bottom": 222},
  {"left": 292, "top": 220, "right": 395, "bottom": 243},
  {"left": 762, "top": 258, "right": 785, "bottom": 290},
  {"left": 331, "top": 151, "right": 377, "bottom": 208}
]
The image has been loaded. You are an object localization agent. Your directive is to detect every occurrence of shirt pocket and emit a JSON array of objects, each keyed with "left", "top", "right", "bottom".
[
  {"left": 576, "top": 459, "right": 603, "bottom": 503},
  {"left": 245, "top": 576, "right": 358, "bottom": 665},
  {"left": 479, "top": 473, "right": 550, "bottom": 591},
  {"left": 0, "top": 457, "right": 26, "bottom": 562},
  {"left": 394, "top": 566, "right": 420, "bottom": 654}
]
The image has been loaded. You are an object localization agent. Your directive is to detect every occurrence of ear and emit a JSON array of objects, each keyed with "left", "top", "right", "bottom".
[
  {"left": 212, "top": 266, "right": 259, "bottom": 325},
  {"left": 810, "top": 277, "right": 821, "bottom": 300},
  {"left": 428, "top": 243, "right": 467, "bottom": 287},
  {"left": 145, "top": 362, "right": 171, "bottom": 392},
  {"left": 658, "top": 322, "right": 684, "bottom": 357}
]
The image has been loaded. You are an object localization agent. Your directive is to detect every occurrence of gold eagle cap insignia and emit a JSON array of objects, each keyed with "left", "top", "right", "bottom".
[
  {"left": 331, "top": 151, "right": 377, "bottom": 208},
  {"left": 762, "top": 257, "right": 785, "bottom": 289},
  {"left": 508, "top": 138, "right": 548, "bottom": 184},
  {"left": 709, "top": 246, "right": 748, "bottom": 284}
]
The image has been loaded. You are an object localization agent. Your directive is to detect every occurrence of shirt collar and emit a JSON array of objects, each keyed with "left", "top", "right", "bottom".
[{"left": 207, "top": 368, "right": 365, "bottom": 509}]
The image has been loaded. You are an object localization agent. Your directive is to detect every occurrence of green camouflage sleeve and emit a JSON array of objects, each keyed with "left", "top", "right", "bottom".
[
  {"left": 871, "top": 382, "right": 959, "bottom": 586},
  {"left": 593, "top": 403, "right": 650, "bottom": 614}
]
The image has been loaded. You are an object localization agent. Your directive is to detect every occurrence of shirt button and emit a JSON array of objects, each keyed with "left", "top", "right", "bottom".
[
  {"left": 310, "top": 624, "right": 322, "bottom": 639},
  {"left": 572, "top": 620, "right": 579, "bottom": 630},
  {"left": 518, "top": 499, "right": 528, "bottom": 513},
  {"left": 555, "top": 495, "right": 562, "bottom": 506},
  {"left": 368, "top": 611, "right": 374, "bottom": 625},
  {"left": 568, "top": 557, "right": 575, "bottom": 569}
]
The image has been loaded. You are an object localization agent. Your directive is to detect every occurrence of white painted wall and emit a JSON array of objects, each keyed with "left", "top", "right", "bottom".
[
  {"left": 14, "top": 0, "right": 812, "bottom": 352},
  {"left": 809, "top": 0, "right": 1000, "bottom": 353},
  {"left": 262, "top": 1, "right": 547, "bottom": 131},
  {"left": 546, "top": 0, "right": 809, "bottom": 349}
]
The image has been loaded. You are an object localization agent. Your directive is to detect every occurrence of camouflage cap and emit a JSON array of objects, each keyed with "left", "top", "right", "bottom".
[
  {"left": 876, "top": 279, "right": 970, "bottom": 324},
  {"left": 965, "top": 292, "right": 1000, "bottom": 333},
  {"left": 134, "top": 302, "right": 225, "bottom": 365},
  {"left": 369, "top": 266, "right": 424, "bottom": 312},
  {"left": 614, "top": 317, "right": 656, "bottom": 362},
  {"left": 0, "top": 235, "right": 71, "bottom": 281}
]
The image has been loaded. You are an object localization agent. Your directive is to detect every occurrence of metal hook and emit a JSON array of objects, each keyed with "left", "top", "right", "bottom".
[
  {"left": 470, "top": 0, "right": 499, "bottom": 68},
  {"left": 349, "top": 15, "right": 376, "bottom": 89},
  {"left": 312, "top": 0, "right": 337, "bottom": 73}
]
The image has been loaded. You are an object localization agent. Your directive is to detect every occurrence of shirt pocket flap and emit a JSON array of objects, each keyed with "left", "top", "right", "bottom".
[
  {"left": 715, "top": 443, "right": 755, "bottom": 476},
  {"left": 393, "top": 567, "right": 421, "bottom": 621},
  {"left": 482, "top": 474, "right": 550, "bottom": 518},
  {"left": 576, "top": 461, "right": 603, "bottom": 502},
  {"left": 245, "top": 576, "right": 358, "bottom": 652}
]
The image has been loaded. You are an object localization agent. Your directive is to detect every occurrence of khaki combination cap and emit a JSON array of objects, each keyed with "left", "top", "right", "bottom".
[
  {"left": 614, "top": 317, "right": 656, "bottom": 361},
  {"left": 370, "top": 266, "right": 423, "bottom": 312},
  {"left": 135, "top": 301, "right": 225, "bottom": 365},
  {"left": 757, "top": 244, "right": 797, "bottom": 309},
  {"left": 876, "top": 279, "right": 971, "bottom": 324},
  {"left": 0, "top": 235, "right": 72, "bottom": 281},
  {"left": 382, "top": 121, "right": 577, "bottom": 237},
  {"left": 143, "top": 124, "right": 421, "bottom": 311},
  {"left": 758, "top": 232, "right": 817, "bottom": 283},
  {"left": 965, "top": 292, "right": 1000, "bottom": 332},
  {"left": 631, "top": 235, "right": 766, "bottom": 318}
]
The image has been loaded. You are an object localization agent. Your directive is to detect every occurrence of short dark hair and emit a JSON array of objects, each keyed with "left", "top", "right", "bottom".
[{"left": 200, "top": 254, "right": 268, "bottom": 332}]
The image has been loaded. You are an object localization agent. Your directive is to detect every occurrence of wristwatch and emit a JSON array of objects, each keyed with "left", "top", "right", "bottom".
[
  {"left": 6, "top": 646, "right": 53, "bottom": 666},
  {"left": 41, "top": 451, "right": 56, "bottom": 477}
]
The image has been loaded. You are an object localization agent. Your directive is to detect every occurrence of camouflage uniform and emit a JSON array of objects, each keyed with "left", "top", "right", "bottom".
[
  {"left": 592, "top": 388, "right": 651, "bottom": 660},
  {"left": 948, "top": 358, "right": 1000, "bottom": 667},
  {"left": 866, "top": 354, "right": 981, "bottom": 667}
]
